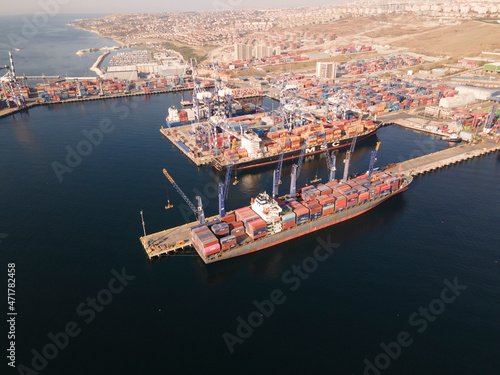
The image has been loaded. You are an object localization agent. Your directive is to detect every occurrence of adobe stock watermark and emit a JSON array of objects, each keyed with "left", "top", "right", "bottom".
[
  {"left": 15, "top": 268, "right": 135, "bottom": 375},
  {"left": 357, "top": 277, "right": 467, "bottom": 375},
  {"left": 222, "top": 235, "right": 340, "bottom": 354},
  {"left": 0, "top": 0, "right": 71, "bottom": 51},
  {"left": 397, "top": 135, "right": 437, "bottom": 164},
  {"left": 51, "top": 98, "right": 138, "bottom": 183}
]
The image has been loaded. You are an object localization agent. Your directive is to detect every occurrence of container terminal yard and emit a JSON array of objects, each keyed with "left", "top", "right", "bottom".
[
  {"left": 159, "top": 73, "right": 500, "bottom": 171},
  {"left": 141, "top": 63, "right": 500, "bottom": 263}
]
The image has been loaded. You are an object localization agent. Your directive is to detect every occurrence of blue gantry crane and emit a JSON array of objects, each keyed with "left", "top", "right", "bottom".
[
  {"left": 485, "top": 104, "right": 498, "bottom": 133},
  {"left": 272, "top": 147, "right": 285, "bottom": 198},
  {"left": 163, "top": 168, "right": 205, "bottom": 224},
  {"left": 323, "top": 139, "right": 336, "bottom": 182},
  {"left": 289, "top": 143, "right": 307, "bottom": 197},
  {"left": 368, "top": 142, "right": 381, "bottom": 177},
  {"left": 343, "top": 132, "right": 358, "bottom": 182},
  {"left": 218, "top": 161, "right": 233, "bottom": 218}
]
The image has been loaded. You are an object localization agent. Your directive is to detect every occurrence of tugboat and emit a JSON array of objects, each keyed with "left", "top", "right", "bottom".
[{"left": 441, "top": 133, "right": 462, "bottom": 142}]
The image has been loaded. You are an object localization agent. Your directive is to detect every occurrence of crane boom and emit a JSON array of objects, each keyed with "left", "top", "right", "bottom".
[
  {"left": 368, "top": 142, "right": 381, "bottom": 177},
  {"left": 343, "top": 131, "right": 358, "bottom": 182},
  {"left": 296, "top": 143, "right": 307, "bottom": 178},
  {"left": 323, "top": 139, "right": 336, "bottom": 182},
  {"left": 219, "top": 161, "right": 233, "bottom": 218},
  {"left": 272, "top": 147, "right": 285, "bottom": 198},
  {"left": 163, "top": 168, "right": 205, "bottom": 224}
]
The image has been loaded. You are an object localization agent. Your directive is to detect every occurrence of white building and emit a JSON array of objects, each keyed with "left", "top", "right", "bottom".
[
  {"left": 235, "top": 43, "right": 253, "bottom": 61},
  {"left": 255, "top": 45, "right": 279, "bottom": 59},
  {"left": 316, "top": 62, "right": 336, "bottom": 79}
]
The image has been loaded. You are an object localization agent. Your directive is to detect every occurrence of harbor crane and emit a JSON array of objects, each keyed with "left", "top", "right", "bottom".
[
  {"left": 289, "top": 143, "right": 307, "bottom": 197},
  {"left": 272, "top": 147, "right": 285, "bottom": 198},
  {"left": 163, "top": 168, "right": 205, "bottom": 225},
  {"left": 343, "top": 131, "right": 358, "bottom": 182},
  {"left": 484, "top": 104, "right": 498, "bottom": 134},
  {"left": 1, "top": 52, "right": 26, "bottom": 108},
  {"left": 368, "top": 142, "right": 381, "bottom": 177},
  {"left": 323, "top": 139, "right": 336, "bottom": 182},
  {"left": 218, "top": 161, "right": 233, "bottom": 218}
]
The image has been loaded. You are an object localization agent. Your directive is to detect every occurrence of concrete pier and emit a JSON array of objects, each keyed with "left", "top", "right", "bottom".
[
  {"left": 90, "top": 51, "right": 109, "bottom": 77},
  {"left": 386, "top": 137, "right": 500, "bottom": 176}
]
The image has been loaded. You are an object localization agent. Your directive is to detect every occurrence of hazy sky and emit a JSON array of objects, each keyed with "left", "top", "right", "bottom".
[{"left": 4, "top": 0, "right": 340, "bottom": 16}]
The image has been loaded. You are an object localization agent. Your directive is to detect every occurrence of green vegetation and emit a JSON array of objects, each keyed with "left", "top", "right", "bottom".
[{"left": 162, "top": 42, "right": 212, "bottom": 63}]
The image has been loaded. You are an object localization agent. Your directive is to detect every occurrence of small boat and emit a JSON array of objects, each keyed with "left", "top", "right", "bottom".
[
  {"left": 442, "top": 134, "right": 462, "bottom": 142},
  {"left": 180, "top": 100, "right": 193, "bottom": 107}
]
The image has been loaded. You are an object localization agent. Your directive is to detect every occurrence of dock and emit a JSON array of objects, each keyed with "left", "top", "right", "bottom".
[
  {"left": 0, "top": 85, "right": 202, "bottom": 120},
  {"left": 386, "top": 137, "right": 500, "bottom": 176},
  {"left": 159, "top": 126, "right": 212, "bottom": 166},
  {"left": 140, "top": 221, "right": 197, "bottom": 259}
]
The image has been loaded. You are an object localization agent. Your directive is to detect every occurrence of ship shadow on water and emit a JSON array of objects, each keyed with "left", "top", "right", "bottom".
[{"left": 198, "top": 193, "right": 408, "bottom": 285}]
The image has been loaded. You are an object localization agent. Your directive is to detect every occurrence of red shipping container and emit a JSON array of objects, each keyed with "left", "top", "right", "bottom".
[
  {"left": 247, "top": 217, "right": 266, "bottom": 229},
  {"left": 303, "top": 199, "right": 318, "bottom": 208},
  {"left": 229, "top": 221, "right": 243, "bottom": 231},
  {"left": 221, "top": 214, "right": 235, "bottom": 223},
  {"left": 334, "top": 194, "right": 346, "bottom": 209},
  {"left": 322, "top": 206, "right": 334, "bottom": 216},
  {"left": 358, "top": 192, "right": 370, "bottom": 201},
  {"left": 337, "top": 184, "right": 352, "bottom": 192}
]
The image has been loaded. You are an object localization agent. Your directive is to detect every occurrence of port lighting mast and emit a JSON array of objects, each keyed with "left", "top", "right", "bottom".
[
  {"left": 218, "top": 161, "right": 233, "bottom": 218},
  {"left": 163, "top": 169, "right": 205, "bottom": 225},
  {"left": 368, "top": 142, "right": 381, "bottom": 177}
]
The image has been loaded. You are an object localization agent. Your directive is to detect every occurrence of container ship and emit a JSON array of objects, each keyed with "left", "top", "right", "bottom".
[
  {"left": 189, "top": 170, "right": 412, "bottom": 263},
  {"left": 166, "top": 102, "right": 259, "bottom": 127},
  {"left": 212, "top": 119, "right": 378, "bottom": 171}
]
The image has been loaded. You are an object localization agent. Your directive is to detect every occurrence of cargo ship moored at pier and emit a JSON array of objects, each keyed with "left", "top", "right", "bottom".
[
  {"left": 212, "top": 128, "right": 378, "bottom": 171},
  {"left": 141, "top": 170, "right": 412, "bottom": 264}
]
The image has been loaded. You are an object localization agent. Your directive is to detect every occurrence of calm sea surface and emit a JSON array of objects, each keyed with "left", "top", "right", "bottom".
[{"left": 1, "top": 15, "right": 499, "bottom": 375}]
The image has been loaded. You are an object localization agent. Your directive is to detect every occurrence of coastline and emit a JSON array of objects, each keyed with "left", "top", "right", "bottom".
[{"left": 67, "top": 22, "right": 124, "bottom": 47}]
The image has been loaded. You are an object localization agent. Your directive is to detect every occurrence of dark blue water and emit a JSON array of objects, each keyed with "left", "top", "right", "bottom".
[
  {"left": 0, "top": 14, "right": 117, "bottom": 77},
  {"left": 1, "top": 15, "right": 500, "bottom": 375}
]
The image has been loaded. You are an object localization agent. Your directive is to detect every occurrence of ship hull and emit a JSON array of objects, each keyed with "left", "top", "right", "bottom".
[
  {"left": 195, "top": 183, "right": 409, "bottom": 264},
  {"left": 214, "top": 130, "right": 378, "bottom": 171}
]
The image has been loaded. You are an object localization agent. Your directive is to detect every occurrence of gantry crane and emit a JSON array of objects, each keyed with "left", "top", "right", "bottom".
[
  {"left": 323, "top": 139, "right": 336, "bottom": 182},
  {"left": 289, "top": 143, "right": 307, "bottom": 197},
  {"left": 272, "top": 147, "right": 285, "bottom": 198},
  {"left": 368, "top": 142, "right": 381, "bottom": 177},
  {"left": 218, "top": 161, "right": 233, "bottom": 218},
  {"left": 163, "top": 169, "right": 205, "bottom": 224},
  {"left": 343, "top": 132, "right": 358, "bottom": 182}
]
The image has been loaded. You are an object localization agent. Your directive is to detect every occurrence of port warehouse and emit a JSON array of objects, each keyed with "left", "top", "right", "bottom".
[{"left": 144, "top": 171, "right": 408, "bottom": 263}]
